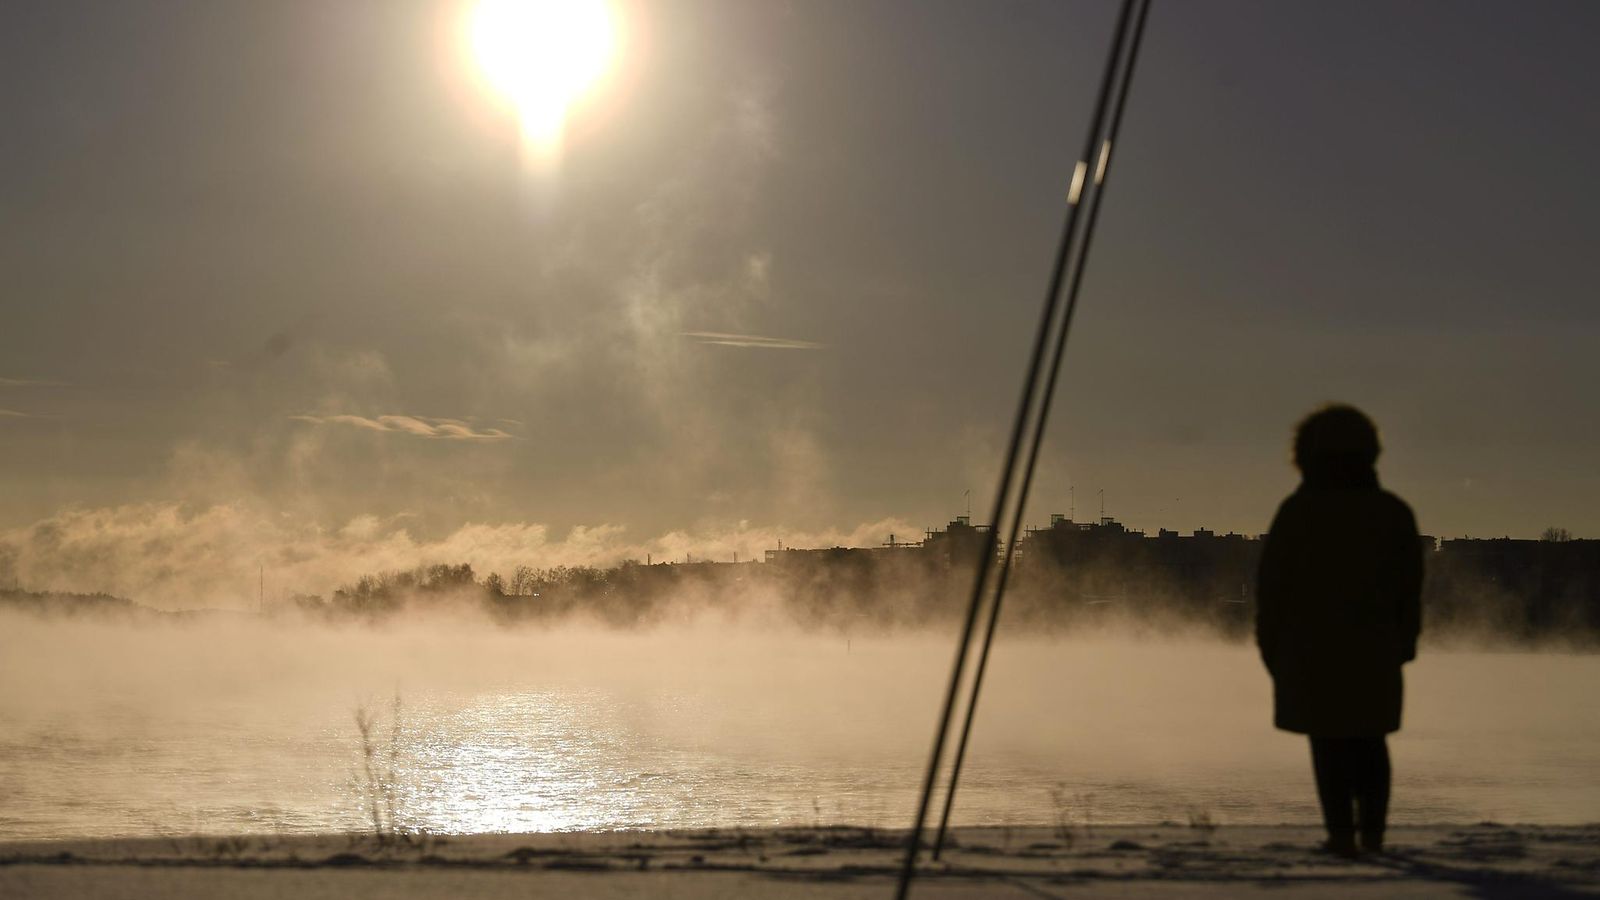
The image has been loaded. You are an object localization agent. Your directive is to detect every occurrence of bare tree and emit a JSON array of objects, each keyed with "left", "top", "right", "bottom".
[
  {"left": 1541, "top": 527, "right": 1573, "bottom": 543},
  {"left": 510, "top": 565, "right": 537, "bottom": 596}
]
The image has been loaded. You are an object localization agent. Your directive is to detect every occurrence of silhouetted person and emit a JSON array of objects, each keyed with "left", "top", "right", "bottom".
[{"left": 1256, "top": 405, "right": 1422, "bottom": 857}]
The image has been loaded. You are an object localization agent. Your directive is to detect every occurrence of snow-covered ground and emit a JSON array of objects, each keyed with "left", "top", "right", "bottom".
[{"left": 4, "top": 823, "right": 1597, "bottom": 898}]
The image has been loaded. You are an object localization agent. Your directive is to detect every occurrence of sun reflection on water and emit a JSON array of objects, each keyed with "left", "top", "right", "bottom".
[{"left": 397, "top": 690, "right": 660, "bottom": 833}]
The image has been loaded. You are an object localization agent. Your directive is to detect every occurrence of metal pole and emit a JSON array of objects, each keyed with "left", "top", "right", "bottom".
[
  {"left": 930, "top": 0, "right": 1153, "bottom": 860},
  {"left": 894, "top": 0, "right": 1148, "bottom": 894}
]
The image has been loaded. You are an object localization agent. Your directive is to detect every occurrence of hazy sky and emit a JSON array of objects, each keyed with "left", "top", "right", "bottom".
[{"left": 3, "top": 1, "right": 1598, "bottom": 604}]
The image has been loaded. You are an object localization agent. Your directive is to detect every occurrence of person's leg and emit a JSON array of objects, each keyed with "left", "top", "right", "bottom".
[
  {"left": 1354, "top": 736, "right": 1392, "bottom": 853},
  {"left": 1309, "top": 737, "right": 1357, "bottom": 855}
]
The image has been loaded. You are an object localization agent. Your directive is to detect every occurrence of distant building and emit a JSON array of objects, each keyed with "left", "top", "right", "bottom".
[
  {"left": 749, "top": 512, "right": 1599, "bottom": 641},
  {"left": 1427, "top": 537, "right": 1600, "bottom": 636},
  {"left": 921, "top": 516, "right": 993, "bottom": 570},
  {"left": 1019, "top": 516, "right": 1256, "bottom": 634}
]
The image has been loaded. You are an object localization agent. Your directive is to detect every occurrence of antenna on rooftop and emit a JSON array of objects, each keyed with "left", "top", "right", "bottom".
[
  {"left": 1100, "top": 488, "right": 1106, "bottom": 522},
  {"left": 1070, "top": 485, "right": 1075, "bottom": 522},
  {"left": 964, "top": 489, "right": 971, "bottom": 519}
]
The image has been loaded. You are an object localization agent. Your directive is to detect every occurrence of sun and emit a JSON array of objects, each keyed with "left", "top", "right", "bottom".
[{"left": 469, "top": 0, "right": 618, "bottom": 156}]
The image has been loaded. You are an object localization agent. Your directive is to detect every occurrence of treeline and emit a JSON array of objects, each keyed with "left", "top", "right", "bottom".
[
  {"left": 284, "top": 562, "right": 657, "bottom": 625},
  {"left": 0, "top": 587, "right": 142, "bottom": 618},
  {"left": 10, "top": 542, "right": 1595, "bottom": 646},
  {"left": 280, "top": 555, "right": 1234, "bottom": 635},
  {"left": 274, "top": 543, "right": 1600, "bottom": 646}
]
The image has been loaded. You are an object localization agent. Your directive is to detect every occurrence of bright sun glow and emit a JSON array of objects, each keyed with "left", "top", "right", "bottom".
[{"left": 470, "top": 0, "right": 618, "bottom": 156}]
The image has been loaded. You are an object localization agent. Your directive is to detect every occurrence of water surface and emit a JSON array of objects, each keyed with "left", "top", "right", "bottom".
[{"left": 0, "top": 616, "right": 1594, "bottom": 839}]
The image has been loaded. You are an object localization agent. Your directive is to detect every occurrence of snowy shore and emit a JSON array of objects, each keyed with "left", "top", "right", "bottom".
[{"left": 4, "top": 823, "right": 1597, "bottom": 898}]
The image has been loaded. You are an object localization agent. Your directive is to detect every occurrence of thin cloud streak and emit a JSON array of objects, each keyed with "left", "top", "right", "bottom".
[
  {"left": 682, "top": 331, "right": 824, "bottom": 350},
  {"left": 289, "top": 414, "right": 514, "bottom": 441},
  {"left": 0, "top": 409, "right": 37, "bottom": 418},
  {"left": 0, "top": 377, "right": 69, "bottom": 388}
]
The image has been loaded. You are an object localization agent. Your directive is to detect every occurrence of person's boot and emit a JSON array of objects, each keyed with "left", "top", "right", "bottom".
[
  {"left": 1356, "top": 790, "right": 1389, "bottom": 856},
  {"left": 1323, "top": 830, "right": 1359, "bottom": 859}
]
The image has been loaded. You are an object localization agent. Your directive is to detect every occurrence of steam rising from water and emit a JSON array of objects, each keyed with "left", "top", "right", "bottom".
[
  {"left": 1, "top": 613, "right": 1595, "bottom": 840},
  {"left": 0, "top": 503, "right": 919, "bottom": 610}
]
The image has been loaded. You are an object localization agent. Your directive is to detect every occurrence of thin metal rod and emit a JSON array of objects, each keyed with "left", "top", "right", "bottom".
[
  {"left": 931, "top": 0, "right": 1154, "bottom": 862},
  {"left": 894, "top": 1, "right": 1142, "bottom": 895}
]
